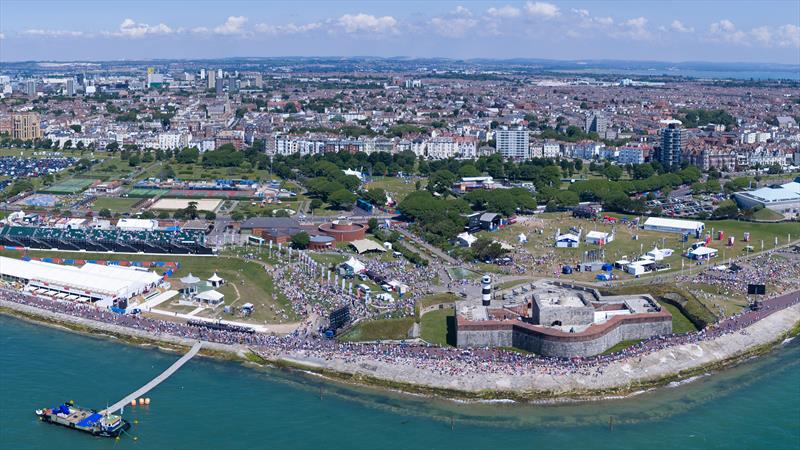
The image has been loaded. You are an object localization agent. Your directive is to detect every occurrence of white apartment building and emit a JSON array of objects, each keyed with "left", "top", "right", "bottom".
[
  {"left": 496, "top": 128, "right": 529, "bottom": 159},
  {"left": 158, "top": 132, "right": 191, "bottom": 150},
  {"left": 617, "top": 146, "right": 645, "bottom": 165}
]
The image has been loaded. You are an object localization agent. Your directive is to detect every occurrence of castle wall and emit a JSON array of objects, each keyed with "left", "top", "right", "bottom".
[{"left": 457, "top": 315, "right": 672, "bottom": 357}]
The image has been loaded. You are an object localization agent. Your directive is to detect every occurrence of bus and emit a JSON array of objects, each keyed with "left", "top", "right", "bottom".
[{"left": 356, "top": 198, "right": 373, "bottom": 212}]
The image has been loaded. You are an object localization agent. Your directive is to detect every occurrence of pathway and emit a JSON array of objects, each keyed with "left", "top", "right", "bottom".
[{"left": 101, "top": 342, "right": 202, "bottom": 414}]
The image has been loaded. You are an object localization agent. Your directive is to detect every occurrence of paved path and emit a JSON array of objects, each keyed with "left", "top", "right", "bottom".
[{"left": 102, "top": 342, "right": 202, "bottom": 414}]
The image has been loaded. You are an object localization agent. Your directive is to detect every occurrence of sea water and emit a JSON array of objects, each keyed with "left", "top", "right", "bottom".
[{"left": 1, "top": 315, "right": 798, "bottom": 450}]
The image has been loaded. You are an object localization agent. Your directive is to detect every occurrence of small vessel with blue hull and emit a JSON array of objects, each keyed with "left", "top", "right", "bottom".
[{"left": 35, "top": 401, "right": 130, "bottom": 437}]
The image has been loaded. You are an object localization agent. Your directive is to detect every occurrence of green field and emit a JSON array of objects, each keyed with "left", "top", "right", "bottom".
[
  {"left": 0, "top": 249, "right": 296, "bottom": 324},
  {"left": 751, "top": 208, "right": 785, "bottom": 221},
  {"left": 661, "top": 302, "right": 699, "bottom": 333},
  {"left": 127, "top": 188, "right": 169, "bottom": 197},
  {"left": 420, "top": 308, "right": 455, "bottom": 346},
  {"left": 601, "top": 339, "right": 642, "bottom": 355},
  {"left": 93, "top": 197, "right": 140, "bottom": 213},
  {"left": 365, "top": 176, "right": 425, "bottom": 202},
  {"left": 41, "top": 178, "right": 94, "bottom": 194},
  {"left": 481, "top": 212, "right": 799, "bottom": 282},
  {"left": 338, "top": 317, "right": 415, "bottom": 342}
]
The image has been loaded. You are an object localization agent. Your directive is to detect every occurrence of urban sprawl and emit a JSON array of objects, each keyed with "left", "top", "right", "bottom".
[{"left": 0, "top": 59, "right": 799, "bottom": 394}]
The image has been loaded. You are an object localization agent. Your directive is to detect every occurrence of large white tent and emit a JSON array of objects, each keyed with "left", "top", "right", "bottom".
[{"left": 0, "top": 256, "right": 162, "bottom": 302}]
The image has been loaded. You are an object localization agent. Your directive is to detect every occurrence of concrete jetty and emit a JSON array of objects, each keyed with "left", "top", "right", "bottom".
[{"left": 101, "top": 342, "right": 202, "bottom": 414}]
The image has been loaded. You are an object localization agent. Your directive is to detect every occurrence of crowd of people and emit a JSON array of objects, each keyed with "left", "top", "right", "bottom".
[
  {"left": 2, "top": 278, "right": 798, "bottom": 380},
  {"left": 676, "top": 249, "right": 800, "bottom": 298}
]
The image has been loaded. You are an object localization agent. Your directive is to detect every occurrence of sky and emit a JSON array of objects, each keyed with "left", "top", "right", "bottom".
[{"left": 0, "top": 0, "right": 798, "bottom": 64}]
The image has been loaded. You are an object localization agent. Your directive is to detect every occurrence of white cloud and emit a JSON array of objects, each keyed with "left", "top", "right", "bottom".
[
  {"left": 524, "top": 2, "right": 560, "bottom": 18},
  {"left": 255, "top": 22, "right": 321, "bottom": 35},
  {"left": 453, "top": 5, "right": 473, "bottom": 17},
  {"left": 338, "top": 13, "right": 398, "bottom": 33},
  {"left": 594, "top": 16, "right": 614, "bottom": 26},
  {"left": 709, "top": 19, "right": 751, "bottom": 45},
  {"left": 709, "top": 20, "right": 800, "bottom": 48},
  {"left": 775, "top": 24, "right": 800, "bottom": 47},
  {"left": 619, "top": 16, "right": 651, "bottom": 40},
  {"left": 571, "top": 8, "right": 590, "bottom": 18},
  {"left": 22, "top": 29, "right": 85, "bottom": 38},
  {"left": 670, "top": 20, "right": 694, "bottom": 33},
  {"left": 115, "top": 18, "right": 173, "bottom": 38},
  {"left": 213, "top": 16, "right": 248, "bottom": 35},
  {"left": 430, "top": 17, "right": 478, "bottom": 37},
  {"left": 487, "top": 5, "right": 521, "bottom": 18},
  {"left": 0, "top": 32, "right": 4, "bottom": 39}
]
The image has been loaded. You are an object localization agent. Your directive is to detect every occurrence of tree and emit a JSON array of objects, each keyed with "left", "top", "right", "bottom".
[
  {"left": 98, "top": 208, "right": 112, "bottom": 218},
  {"left": 427, "top": 169, "right": 457, "bottom": 196},
  {"left": 204, "top": 211, "right": 217, "bottom": 221},
  {"left": 69, "top": 124, "right": 81, "bottom": 133},
  {"left": 183, "top": 201, "right": 199, "bottom": 220},
  {"left": 603, "top": 165, "right": 624, "bottom": 181},
  {"left": 291, "top": 231, "right": 310, "bottom": 249},
  {"left": 158, "top": 211, "right": 171, "bottom": 219},
  {"left": 711, "top": 200, "right": 740, "bottom": 219},
  {"left": 368, "top": 218, "right": 379, "bottom": 233},
  {"left": 361, "top": 187, "right": 386, "bottom": 206},
  {"left": 309, "top": 198, "right": 323, "bottom": 211},
  {"left": 472, "top": 237, "right": 507, "bottom": 262},
  {"left": 140, "top": 210, "right": 156, "bottom": 219},
  {"left": 328, "top": 189, "right": 356, "bottom": 209},
  {"left": 231, "top": 211, "right": 245, "bottom": 221},
  {"left": 128, "top": 153, "right": 140, "bottom": 167}
]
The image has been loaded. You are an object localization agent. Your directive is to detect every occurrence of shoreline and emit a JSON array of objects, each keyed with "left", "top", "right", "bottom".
[{"left": 2, "top": 298, "right": 799, "bottom": 403}]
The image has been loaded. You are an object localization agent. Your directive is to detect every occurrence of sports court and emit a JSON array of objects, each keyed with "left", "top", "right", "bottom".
[
  {"left": 41, "top": 178, "right": 94, "bottom": 194},
  {"left": 149, "top": 198, "right": 222, "bottom": 211}
]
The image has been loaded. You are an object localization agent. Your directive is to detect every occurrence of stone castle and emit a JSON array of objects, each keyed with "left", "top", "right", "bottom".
[{"left": 455, "top": 280, "right": 672, "bottom": 357}]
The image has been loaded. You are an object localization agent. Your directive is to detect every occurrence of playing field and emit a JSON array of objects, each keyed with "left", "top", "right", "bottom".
[
  {"left": 93, "top": 197, "right": 140, "bottom": 213},
  {"left": 41, "top": 178, "right": 94, "bottom": 194},
  {"left": 149, "top": 198, "right": 222, "bottom": 211}
]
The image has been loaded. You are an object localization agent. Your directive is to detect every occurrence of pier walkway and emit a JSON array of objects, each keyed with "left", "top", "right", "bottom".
[{"left": 101, "top": 342, "right": 202, "bottom": 414}]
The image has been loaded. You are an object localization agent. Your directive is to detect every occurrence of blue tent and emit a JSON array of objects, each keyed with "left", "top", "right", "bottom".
[
  {"left": 561, "top": 265, "right": 573, "bottom": 274},
  {"left": 596, "top": 273, "right": 611, "bottom": 281},
  {"left": 602, "top": 263, "right": 614, "bottom": 271}
]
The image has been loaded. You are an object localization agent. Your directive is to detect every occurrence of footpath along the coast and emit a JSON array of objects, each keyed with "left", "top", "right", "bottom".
[{"left": 1, "top": 287, "right": 799, "bottom": 399}]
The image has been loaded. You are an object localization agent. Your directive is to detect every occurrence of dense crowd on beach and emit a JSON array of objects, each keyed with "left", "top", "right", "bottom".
[{"left": 2, "top": 283, "right": 798, "bottom": 379}]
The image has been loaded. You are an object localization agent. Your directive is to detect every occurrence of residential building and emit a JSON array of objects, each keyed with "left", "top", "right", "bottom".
[
  {"left": 12, "top": 113, "right": 42, "bottom": 141},
  {"left": 496, "top": 127, "right": 529, "bottom": 159},
  {"left": 659, "top": 120, "right": 685, "bottom": 170}
]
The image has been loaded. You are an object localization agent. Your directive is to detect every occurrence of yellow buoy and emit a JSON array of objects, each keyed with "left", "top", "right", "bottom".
[
  {"left": 115, "top": 437, "right": 121, "bottom": 441},
  {"left": 130, "top": 400, "right": 137, "bottom": 407},
  {"left": 133, "top": 419, "right": 139, "bottom": 424},
  {"left": 144, "top": 398, "right": 151, "bottom": 405},
  {"left": 138, "top": 398, "right": 145, "bottom": 405},
  {"left": 133, "top": 437, "right": 138, "bottom": 441}
]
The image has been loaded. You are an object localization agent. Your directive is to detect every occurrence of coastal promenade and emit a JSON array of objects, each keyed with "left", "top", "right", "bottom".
[{"left": 1, "top": 288, "right": 799, "bottom": 399}]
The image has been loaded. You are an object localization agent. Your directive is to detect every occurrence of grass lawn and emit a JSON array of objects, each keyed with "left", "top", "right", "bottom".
[
  {"left": 310, "top": 253, "right": 348, "bottom": 267},
  {"left": 480, "top": 212, "right": 799, "bottom": 283},
  {"left": 660, "top": 302, "right": 700, "bottom": 333},
  {"left": 365, "top": 176, "right": 425, "bottom": 202},
  {"left": 601, "top": 339, "right": 642, "bottom": 355},
  {"left": 0, "top": 249, "right": 296, "bottom": 324},
  {"left": 420, "top": 308, "right": 455, "bottom": 346},
  {"left": 416, "top": 292, "right": 459, "bottom": 311},
  {"left": 338, "top": 317, "right": 415, "bottom": 342},
  {"left": 752, "top": 208, "right": 785, "bottom": 221},
  {"left": 93, "top": 197, "right": 140, "bottom": 213}
]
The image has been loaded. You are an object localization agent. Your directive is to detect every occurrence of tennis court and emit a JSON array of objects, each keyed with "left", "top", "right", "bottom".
[{"left": 41, "top": 178, "right": 94, "bottom": 194}]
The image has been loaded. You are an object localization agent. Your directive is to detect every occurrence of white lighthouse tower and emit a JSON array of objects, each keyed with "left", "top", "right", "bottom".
[{"left": 481, "top": 275, "right": 492, "bottom": 306}]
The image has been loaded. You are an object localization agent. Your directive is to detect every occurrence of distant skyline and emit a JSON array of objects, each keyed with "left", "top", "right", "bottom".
[{"left": 1, "top": 0, "right": 798, "bottom": 64}]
